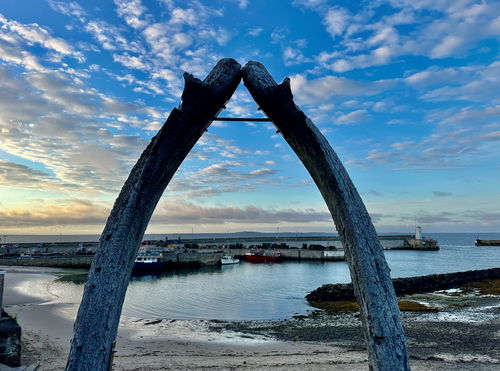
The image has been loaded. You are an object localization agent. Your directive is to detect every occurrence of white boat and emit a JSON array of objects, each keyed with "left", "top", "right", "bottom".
[{"left": 221, "top": 255, "right": 239, "bottom": 265}]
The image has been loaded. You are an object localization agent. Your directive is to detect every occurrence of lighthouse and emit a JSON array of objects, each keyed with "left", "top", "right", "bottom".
[{"left": 415, "top": 225, "right": 422, "bottom": 240}]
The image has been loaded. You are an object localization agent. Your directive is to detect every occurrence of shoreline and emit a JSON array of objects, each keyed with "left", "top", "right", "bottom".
[{"left": 2, "top": 266, "right": 499, "bottom": 370}]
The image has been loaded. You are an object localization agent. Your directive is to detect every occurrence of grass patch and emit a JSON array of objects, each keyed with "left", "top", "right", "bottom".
[
  {"left": 398, "top": 300, "right": 438, "bottom": 312},
  {"left": 465, "top": 279, "right": 500, "bottom": 295},
  {"left": 310, "top": 300, "right": 360, "bottom": 313}
]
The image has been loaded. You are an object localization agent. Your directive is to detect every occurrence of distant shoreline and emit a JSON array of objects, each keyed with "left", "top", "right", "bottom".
[{"left": 2, "top": 231, "right": 498, "bottom": 244}]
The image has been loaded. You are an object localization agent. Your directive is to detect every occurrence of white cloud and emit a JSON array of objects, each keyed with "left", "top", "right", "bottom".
[
  {"left": 418, "top": 61, "right": 500, "bottom": 103},
  {"left": 0, "top": 160, "right": 79, "bottom": 191},
  {"left": 172, "top": 32, "right": 193, "bottom": 48},
  {"left": 356, "top": 102, "right": 500, "bottom": 170},
  {"left": 324, "top": 45, "right": 396, "bottom": 72},
  {"left": 405, "top": 66, "right": 463, "bottom": 86},
  {"left": 1, "top": 194, "right": 332, "bottom": 232},
  {"left": 291, "top": 0, "right": 329, "bottom": 9},
  {"left": 255, "top": 150, "right": 271, "bottom": 156},
  {"left": 300, "top": 0, "right": 500, "bottom": 73},
  {"left": 170, "top": 7, "right": 199, "bottom": 26},
  {"left": 0, "top": 38, "right": 44, "bottom": 71},
  {"left": 236, "top": 0, "right": 249, "bottom": 9},
  {"left": 0, "top": 13, "right": 84, "bottom": 61},
  {"left": 283, "top": 46, "right": 312, "bottom": 66},
  {"left": 271, "top": 27, "right": 288, "bottom": 43},
  {"left": 84, "top": 20, "right": 143, "bottom": 52},
  {"left": 247, "top": 27, "right": 264, "bottom": 37},
  {"left": 199, "top": 27, "right": 232, "bottom": 46},
  {"left": 0, "top": 199, "right": 110, "bottom": 229},
  {"left": 290, "top": 74, "right": 395, "bottom": 105},
  {"left": 323, "top": 7, "right": 350, "bottom": 37},
  {"left": 48, "top": 1, "right": 87, "bottom": 22},
  {"left": 0, "top": 62, "right": 159, "bottom": 193},
  {"left": 113, "top": 53, "right": 150, "bottom": 71},
  {"left": 335, "top": 109, "right": 369, "bottom": 125},
  {"left": 439, "top": 105, "right": 500, "bottom": 126},
  {"left": 151, "top": 200, "right": 331, "bottom": 225},
  {"left": 113, "top": 0, "right": 148, "bottom": 29}
]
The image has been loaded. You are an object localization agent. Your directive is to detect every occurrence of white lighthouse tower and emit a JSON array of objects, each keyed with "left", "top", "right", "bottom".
[{"left": 415, "top": 225, "right": 422, "bottom": 240}]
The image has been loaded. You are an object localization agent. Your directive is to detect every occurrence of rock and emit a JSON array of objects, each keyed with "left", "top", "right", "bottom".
[{"left": 306, "top": 267, "right": 500, "bottom": 302}]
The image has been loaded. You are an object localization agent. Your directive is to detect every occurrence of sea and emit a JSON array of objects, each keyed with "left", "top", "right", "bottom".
[{"left": 9, "top": 232, "right": 500, "bottom": 321}]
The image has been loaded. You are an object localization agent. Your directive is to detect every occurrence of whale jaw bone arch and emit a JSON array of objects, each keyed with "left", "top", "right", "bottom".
[{"left": 66, "top": 59, "right": 408, "bottom": 371}]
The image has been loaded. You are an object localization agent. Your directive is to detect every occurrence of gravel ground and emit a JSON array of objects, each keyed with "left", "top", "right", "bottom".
[{"left": 208, "top": 290, "right": 500, "bottom": 369}]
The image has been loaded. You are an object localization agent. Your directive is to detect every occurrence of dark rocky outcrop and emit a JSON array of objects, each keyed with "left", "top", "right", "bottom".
[{"left": 306, "top": 267, "right": 500, "bottom": 302}]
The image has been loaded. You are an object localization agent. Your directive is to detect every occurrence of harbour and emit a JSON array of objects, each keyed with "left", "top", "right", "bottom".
[
  {"left": 0, "top": 232, "right": 497, "bottom": 321},
  {"left": 0, "top": 232, "right": 438, "bottom": 269},
  {"left": 1, "top": 233, "right": 499, "bottom": 370}
]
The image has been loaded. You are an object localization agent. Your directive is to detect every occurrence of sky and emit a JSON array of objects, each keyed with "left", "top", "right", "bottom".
[{"left": 0, "top": 0, "right": 499, "bottom": 235}]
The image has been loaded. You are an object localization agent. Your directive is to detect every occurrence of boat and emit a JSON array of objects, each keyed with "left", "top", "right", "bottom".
[
  {"left": 474, "top": 239, "right": 500, "bottom": 246},
  {"left": 220, "top": 255, "right": 239, "bottom": 265},
  {"left": 245, "top": 250, "right": 281, "bottom": 263},
  {"left": 133, "top": 253, "right": 163, "bottom": 271},
  {"left": 74, "top": 246, "right": 95, "bottom": 255},
  {"left": 30, "top": 251, "right": 60, "bottom": 257}
]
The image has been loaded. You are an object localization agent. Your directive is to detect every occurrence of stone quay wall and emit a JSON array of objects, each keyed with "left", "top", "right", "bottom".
[
  {"left": 226, "top": 248, "right": 345, "bottom": 261},
  {"left": 0, "top": 252, "right": 224, "bottom": 269}
]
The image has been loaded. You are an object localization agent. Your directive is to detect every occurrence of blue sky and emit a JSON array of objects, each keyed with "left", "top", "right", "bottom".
[{"left": 0, "top": 0, "right": 499, "bottom": 234}]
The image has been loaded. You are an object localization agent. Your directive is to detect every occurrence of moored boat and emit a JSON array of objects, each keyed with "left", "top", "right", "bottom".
[
  {"left": 475, "top": 239, "right": 500, "bottom": 246},
  {"left": 221, "top": 255, "right": 239, "bottom": 265},
  {"left": 74, "top": 246, "right": 95, "bottom": 255},
  {"left": 245, "top": 250, "right": 281, "bottom": 263},
  {"left": 133, "top": 253, "right": 163, "bottom": 271},
  {"left": 30, "top": 251, "right": 60, "bottom": 257}
]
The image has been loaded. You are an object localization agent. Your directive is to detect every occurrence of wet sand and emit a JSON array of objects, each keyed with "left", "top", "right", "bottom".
[{"left": 2, "top": 266, "right": 499, "bottom": 370}]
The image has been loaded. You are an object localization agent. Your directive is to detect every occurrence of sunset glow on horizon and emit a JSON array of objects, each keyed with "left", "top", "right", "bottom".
[{"left": 1, "top": 0, "right": 499, "bottom": 235}]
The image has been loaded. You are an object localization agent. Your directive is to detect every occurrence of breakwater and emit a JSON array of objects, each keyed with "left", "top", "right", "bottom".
[
  {"left": 0, "top": 252, "right": 223, "bottom": 269},
  {"left": 228, "top": 248, "right": 345, "bottom": 261},
  {"left": 306, "top": 267, "right": 500, "bottom": 302},
  {"left": 0, "top": 234, "right": 438, "bottom": 268},
  {"left": 180, "top": 234, "right": 438, "bottom": 250},
  {"left": 0, "top": 234, "right": 438, "bottom": 254}
]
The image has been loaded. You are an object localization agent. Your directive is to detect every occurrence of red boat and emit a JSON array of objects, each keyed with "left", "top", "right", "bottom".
[{"left": 245, "top": 250, "right": 282, "bottom": 263}]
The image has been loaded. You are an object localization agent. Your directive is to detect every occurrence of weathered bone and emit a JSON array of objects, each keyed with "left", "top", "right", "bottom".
[
  {"left": 242, "top": 61, "right": 409, "bottom": 371},
  {"left": 66, "top": 58, "right": 409, "bottom": 370},
  {"left": 65, "top": 58, "right": 241, "bottom": 370}
]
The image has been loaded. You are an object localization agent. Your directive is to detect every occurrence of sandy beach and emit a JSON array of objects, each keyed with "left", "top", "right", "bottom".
[{"left": 2, "top": 266, "right": 499, "bottom": 370}]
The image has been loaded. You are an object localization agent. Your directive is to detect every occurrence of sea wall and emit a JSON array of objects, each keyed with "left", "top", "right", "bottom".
[
  {"left": 161, "top": 252, "right": 223, "bottom": 267},
  {"left": 228, "top": 248, "right": 345, "bottom": 261},
  {"left": 306, "top": 267, "right": 500, "bottom": 302},
  {"left": 0, "top": 255, "right": 93, "bottom": 268},
  {"left": 0, "top": 235, "right": 439, "bottom": 254},
  {"left": 0, "top": 252, "right": 223, "bottom": 269}
]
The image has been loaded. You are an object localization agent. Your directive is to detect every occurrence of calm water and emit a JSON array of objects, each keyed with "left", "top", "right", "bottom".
[{"left": 45, "top": 233, "right": 500, "bottom": 321}]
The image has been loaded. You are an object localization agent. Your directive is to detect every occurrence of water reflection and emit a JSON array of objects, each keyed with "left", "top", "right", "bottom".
[
  {"left": 48, "top": 233, "right": 500, "bottom": 321},
  {"left": 57, "top": 265, "right": 231, "bottom": 285}
]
